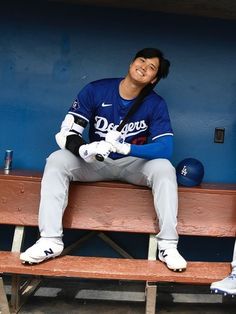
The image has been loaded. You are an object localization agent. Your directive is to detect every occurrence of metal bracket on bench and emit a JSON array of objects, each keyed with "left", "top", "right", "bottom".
[
  {"left": 62, "top": 231, "right": 98, "bottom": 256},
  {"left": 63, "top": 231, "right": 134, "bottom": 259},
  {"left": 97, "top": 232, "right": 134, "bottom": 259}
]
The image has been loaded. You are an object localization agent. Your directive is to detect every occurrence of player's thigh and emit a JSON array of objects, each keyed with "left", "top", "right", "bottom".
[
  {"left": 120, "top": 158, "right": 176, "bottom": 186},
  {"left": 45, "top": 149, "right": 111, "bottom": 182}
]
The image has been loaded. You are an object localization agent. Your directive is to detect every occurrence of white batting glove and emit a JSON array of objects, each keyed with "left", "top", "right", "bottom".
[
  {"left": 105, "top": 130, "right": 130, "bottom": 155},
  {"left": 112, "top": 141, "right": 131, "bottom": 155},
  {"left": 105, "top": 130, "right": 122, "bottom": 145},
  {"left": 96, "top": 140, "right": 116, "bottom": 160},
  {"left": 79, "top": 141, "right": 114, "bottom": 163},
  {"left": 79, "top": 142, "right": 99, "bottom": 163}
]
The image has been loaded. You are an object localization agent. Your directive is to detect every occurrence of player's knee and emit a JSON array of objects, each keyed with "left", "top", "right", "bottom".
[
  {"left": 152, "top": 159, "right": 175, "bottom": 175},
  {"left": 150, "top": 159, "right": 176, "bottom": 183},
  {"left": 46, "top": 149, "right": 76, "bottom": 171}
]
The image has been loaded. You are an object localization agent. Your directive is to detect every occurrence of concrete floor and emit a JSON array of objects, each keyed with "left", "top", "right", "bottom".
[
  {"left": 3, "top": 277, "right": 235, "bottom": 314},
  {"left": 19, "top": 299, "right": 235, "bottom": 314}
]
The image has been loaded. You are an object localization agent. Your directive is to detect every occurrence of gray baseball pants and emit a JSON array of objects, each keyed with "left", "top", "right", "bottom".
[{"left": 39, "top": 149, "right": 179, "bottom": 250}]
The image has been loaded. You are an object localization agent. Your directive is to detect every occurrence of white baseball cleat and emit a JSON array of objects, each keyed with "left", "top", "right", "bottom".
[
  {"left": 20, "top": 237, "right": 64, "bottom": 264},
  {"left": 158, "top": 248, "right": 187, "bottom": 272},
  {"left": 210, "top": 273, "right": 236, "bottom": 296}
]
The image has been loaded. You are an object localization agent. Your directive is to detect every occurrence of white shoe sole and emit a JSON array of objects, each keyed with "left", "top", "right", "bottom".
[
  {"left": 210, "top": 287, "right": 236, "bottom": 296},
  {"left": 20, "top": 252, "right": 61, "bottom": 264}
]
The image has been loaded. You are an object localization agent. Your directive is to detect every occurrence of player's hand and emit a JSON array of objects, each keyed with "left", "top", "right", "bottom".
[
  {"left": 96, "top": 140, "right": 116, "bottom": 159},
  {"left": 79, "top": 141, "right": 114, "bottom": 163},
  {"left": 105, "top": 130, "right": 122, "bottom": 145},
  {"left": 105, "top": 130, "right": 130, "bottom": 156},
  {"left": 111, "top": 141, "right": 131, "bottom": 155}
]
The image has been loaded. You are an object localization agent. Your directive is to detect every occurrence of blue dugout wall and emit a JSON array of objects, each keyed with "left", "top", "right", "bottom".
[
  {"left": 0, "top": 1, "right": 235, "bottom": 182},
  {"left": 0, "top": 1, "right": 235, "bottom": 259}
]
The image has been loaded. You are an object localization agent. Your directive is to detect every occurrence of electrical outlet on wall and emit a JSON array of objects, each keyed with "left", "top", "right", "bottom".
[{"left": 214, "top": 128, "right": 225, "bottom": 143}]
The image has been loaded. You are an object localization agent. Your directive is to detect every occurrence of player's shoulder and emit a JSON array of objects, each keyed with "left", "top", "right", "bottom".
[{"left": 146, "top": 90, "right": 166, "bottom": 104}]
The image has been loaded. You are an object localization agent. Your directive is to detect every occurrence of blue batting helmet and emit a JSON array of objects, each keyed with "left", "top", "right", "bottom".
[{"left": 176, "top": 158, "right": 204, "bottom": 187}]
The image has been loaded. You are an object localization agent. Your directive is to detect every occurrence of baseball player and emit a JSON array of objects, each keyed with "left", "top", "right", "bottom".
[
  {"left": 210, "top": 239, "right": 236, "bottom": 295},
  {"left": 20, "top": 47, "right": 187, "bottom": 271}
]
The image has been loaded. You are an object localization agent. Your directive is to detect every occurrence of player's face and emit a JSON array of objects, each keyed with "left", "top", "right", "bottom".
[{"left": 129, "top": 57, "right": 159, "bottom": 85}]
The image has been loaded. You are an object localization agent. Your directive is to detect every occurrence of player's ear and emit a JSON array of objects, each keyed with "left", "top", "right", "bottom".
[{"left": 151, "top": 77, "right": 158, "bottom": 84}]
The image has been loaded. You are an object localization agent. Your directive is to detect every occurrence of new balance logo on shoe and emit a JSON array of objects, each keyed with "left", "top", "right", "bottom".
[
  {"left": 44, "top": 248, "right": 54, "bottom": 256},
  {"left": 160, "top": 249, "right": 168, "bottom": 258}
]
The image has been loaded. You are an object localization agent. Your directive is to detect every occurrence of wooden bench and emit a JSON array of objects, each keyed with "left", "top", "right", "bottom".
[{"left": 0, "top": 170, "right": 235, "bottom": 313}]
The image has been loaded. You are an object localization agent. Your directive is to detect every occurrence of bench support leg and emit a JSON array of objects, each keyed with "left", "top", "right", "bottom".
[
  {"left": 9, "top": 276, "right": 42, "bottom": 314},
  {"left": 0, "top": 277, "right": 10, "bottom": 314},
  {"left": 10, "top": 226, "right": 25, "bottom": 313},
  {"left": 10, "top": 276, "right": 21, "bottom": 313},
  {"left": 145, "top": 282, "right": 157, "bottom": 314},
  {"left": 145, "top": 234, "right": 158, "bottom": 313}
]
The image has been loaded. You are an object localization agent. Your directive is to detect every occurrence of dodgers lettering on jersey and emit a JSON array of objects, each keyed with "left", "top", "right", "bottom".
[{"left": 68, "top": 78, "right": 173, "bottom": 159}]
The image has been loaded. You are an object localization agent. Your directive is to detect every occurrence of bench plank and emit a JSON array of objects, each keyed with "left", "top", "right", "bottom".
[
  {"left": 0, "top": 251, "right": 231, "bottom": 284},
  {"left": 0, "top": 171, "right": 235, "bottom": 236}
]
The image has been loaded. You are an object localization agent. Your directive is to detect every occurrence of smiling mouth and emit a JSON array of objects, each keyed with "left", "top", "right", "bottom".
[{"left": 136, "top": 69, "right": 144, "bottom": 77}]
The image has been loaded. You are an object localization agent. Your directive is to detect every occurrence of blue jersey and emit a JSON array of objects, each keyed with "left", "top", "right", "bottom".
[{"left": 68, "top": 78, "right": 173, "bottom": 159}]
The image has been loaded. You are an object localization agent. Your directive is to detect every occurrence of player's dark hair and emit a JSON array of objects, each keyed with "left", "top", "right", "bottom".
[{"left": 118, "top": 48, "right": 170, "bottom": 130}]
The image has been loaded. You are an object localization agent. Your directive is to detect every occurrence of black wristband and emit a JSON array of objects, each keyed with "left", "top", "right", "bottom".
[{"left": 65, "top": 134, "right": 86, "bottom": 156}]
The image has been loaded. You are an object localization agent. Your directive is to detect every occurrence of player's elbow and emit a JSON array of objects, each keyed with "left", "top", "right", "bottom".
[
  {"left": 156, "top": 135, "right": 173, "bottom": 160},
  {"left": 165, "top": 139, "right": 173, "bottom": 159}
]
